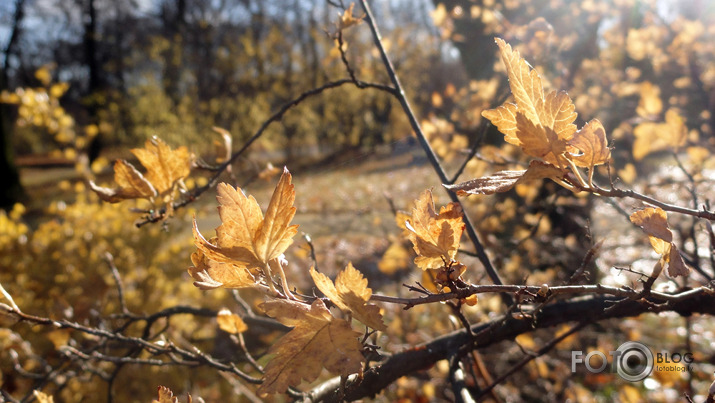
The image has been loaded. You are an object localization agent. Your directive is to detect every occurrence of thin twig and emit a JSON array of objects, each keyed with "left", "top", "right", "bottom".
[
  {"left": 136, "top": 78, "right": 395, "bottom": 227},
  {"left": 104, "top": 252, "right": 129, "bottom": 315},
  {"left": 358, "top": 0, "right": 508, "bottom": 300},
  {"left": 474, "top": 321, "right": 588, "bottom": 399}
]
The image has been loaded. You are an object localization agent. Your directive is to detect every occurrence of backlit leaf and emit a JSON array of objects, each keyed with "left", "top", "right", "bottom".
[
  {"left": 192, "top": 168, "right": 298, "bottom": 288},
  {"left": 190, "top": 228, "right": 258, "bottom": 289},
  {"left": 630, "top": 207, "right": 689, "bottom": 277},
  {"left": 258, "top": 299, "right": 363, "bottom": 395},
  {"left": 89, "top": 137, "right": 189, "bottom": 204},
  {"left": 406, "top": 190, "right": 464, "bottom": 270},
  {"left": 310, "top": 264, "right": 386, "bottom": 331},
  {"left": 89, "top": 160, "right": 157, "bottom": 202},
  {"left": 629, "top": 207, "right": 672, "bottom": 244},
  {"left": 568, "top": 119, "right": 611, "bottom": 169},
  {"left": 131, "top": 137, "right": 191, "bottom": 194},
  {"left": 667, "top": 244, "right": 690, "bottom": 277},
  {"left": 483, "top": 38, "right": 577, "bottom": 167}
]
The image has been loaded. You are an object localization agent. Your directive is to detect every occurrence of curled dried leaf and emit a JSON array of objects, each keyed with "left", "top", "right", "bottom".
[
  {"left": 89, "top": 160, "right": 156, "bottom": 203},
  {"left": 445, "top": 160, "right": 566, "bottom": 195},
  {"left": 569, "top": 119, "right": 611, "bottom": 169}
]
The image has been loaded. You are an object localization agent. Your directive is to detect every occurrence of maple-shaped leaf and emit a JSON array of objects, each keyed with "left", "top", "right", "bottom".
[
  {"left": 258, "top": 299, "right": 363, "bottom": 395},
  {"left": 216, "top": 308, "right": 248, "bottom": 334},
  {"left": 193, "top": 168, "right": 298, "bottom": 278},
  {"left": 406, "top": 190, "right": 464, "bottom": 270},
  {"left": 568, "top": 119, "right": 611, "bottom": 169},
  {"left": 445, "top": 160, "right": 566, "bottom": 195},
  {"left": 131, "top": 137, "right": 190, "bottom": 194},
  {"left": 310, "top": 264, "right": 386, "bottom": 331},
  {"left": 89, "top": 137, "right": 189, "bottom": 203},
  {"left": 630, "top": 207, "right": 690, "bottom": 277},
  {"left": 482, "top": 38, "right": 577, "bottom": 167}
]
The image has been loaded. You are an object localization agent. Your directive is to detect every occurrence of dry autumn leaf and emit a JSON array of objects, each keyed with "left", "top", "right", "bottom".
[
  {"left": 193, "top": 168, "right": 298, "bottom": 289},
  {"left": 216, "top": 308, "right": 248, "bottom": 334},
  {"left": 89, "top": 159, "right": 156, "bottom": 202},
  {"left": 89, "top": 137, "right": 190, "bottom": 203},
  {"left": 569, "top": 119, "right": 611, "bottom": 170},
  {"left": 629, "top": 207, "right": 689, "bottom": 277},
  {"left": 479, "top": 38, "right": 611, "bottom": 191},
  {"left": 406, "top": 190, "right": 464, "bottom": 270},
  {"left": 258, "top": 299, "right": 363, "bottom": 395},
  {"left": 482, "top": 38, "right": 577, "bottom": 167},
  {"left": 337, "top": 3, "right": 363, "bottom": 30},
  {"left": 445, "top": 160, "right": 565, "bottom": 195},
  {"left": 187, "top": 245, "right": 257, "bottom": 290},
  {"left": 310, "top": 264, "right": 386, "bottom": 331}
]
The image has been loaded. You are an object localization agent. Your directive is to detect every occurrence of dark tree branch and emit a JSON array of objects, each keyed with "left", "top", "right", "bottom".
[{"left": 304, "top": 292, "right": 715, "bottom": 402}]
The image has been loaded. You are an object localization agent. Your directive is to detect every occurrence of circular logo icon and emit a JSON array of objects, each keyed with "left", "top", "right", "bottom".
[{"left": 615, "top": 341, "right": 654, "bottom": 382}]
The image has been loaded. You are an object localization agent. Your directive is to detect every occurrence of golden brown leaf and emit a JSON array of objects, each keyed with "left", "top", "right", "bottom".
[
  {"left": 337, "top": 3, "right": 363, "bottom": 30},
  {"left": 482, "top": 38, "right": 577, "bottom": 167},
  {"left": 258, "top": 299, "right": 363, "bottom": 395},
  {"left": 568, "top": 119, "right": 611, "bottom": 169},
  {"left": 189, "top": 229, "right": 257, "bottom": 290},
  {"left": 310, "top": 264, "right": 386, "bottom": 331},
  {"left": 630, "top": 208, "right": 689, "bottom": 278},
  {"left": 90, "top": 137, "right": 190, "bottom": 204},
  {"left": 131, "top": 137, "right": 190, "bottom": 194},
  {"left": 629, "top": 207, "right": 673, "bottom": 244},
  {"left": 445, "top": 160, "right": 566, "bottom": 195},
  {"left": 193, "top": 168, "right": 298, "bottom": 283},
  {"left": 216, "top": 308, "right": 248, "bottom": 334},
  {"left": 89, "top": 159, "right": 157, "bottom": 202},
  {"left": 406, "top": 190, "right": 464, "bottom": 270},
  {"left": 667, "top": 244, "right": 690, "bottom": 277}
]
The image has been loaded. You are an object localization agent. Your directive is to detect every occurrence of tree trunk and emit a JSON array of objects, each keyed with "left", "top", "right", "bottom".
[{"left": 0, "top": 0, "right": 26, "bottom": 210}]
